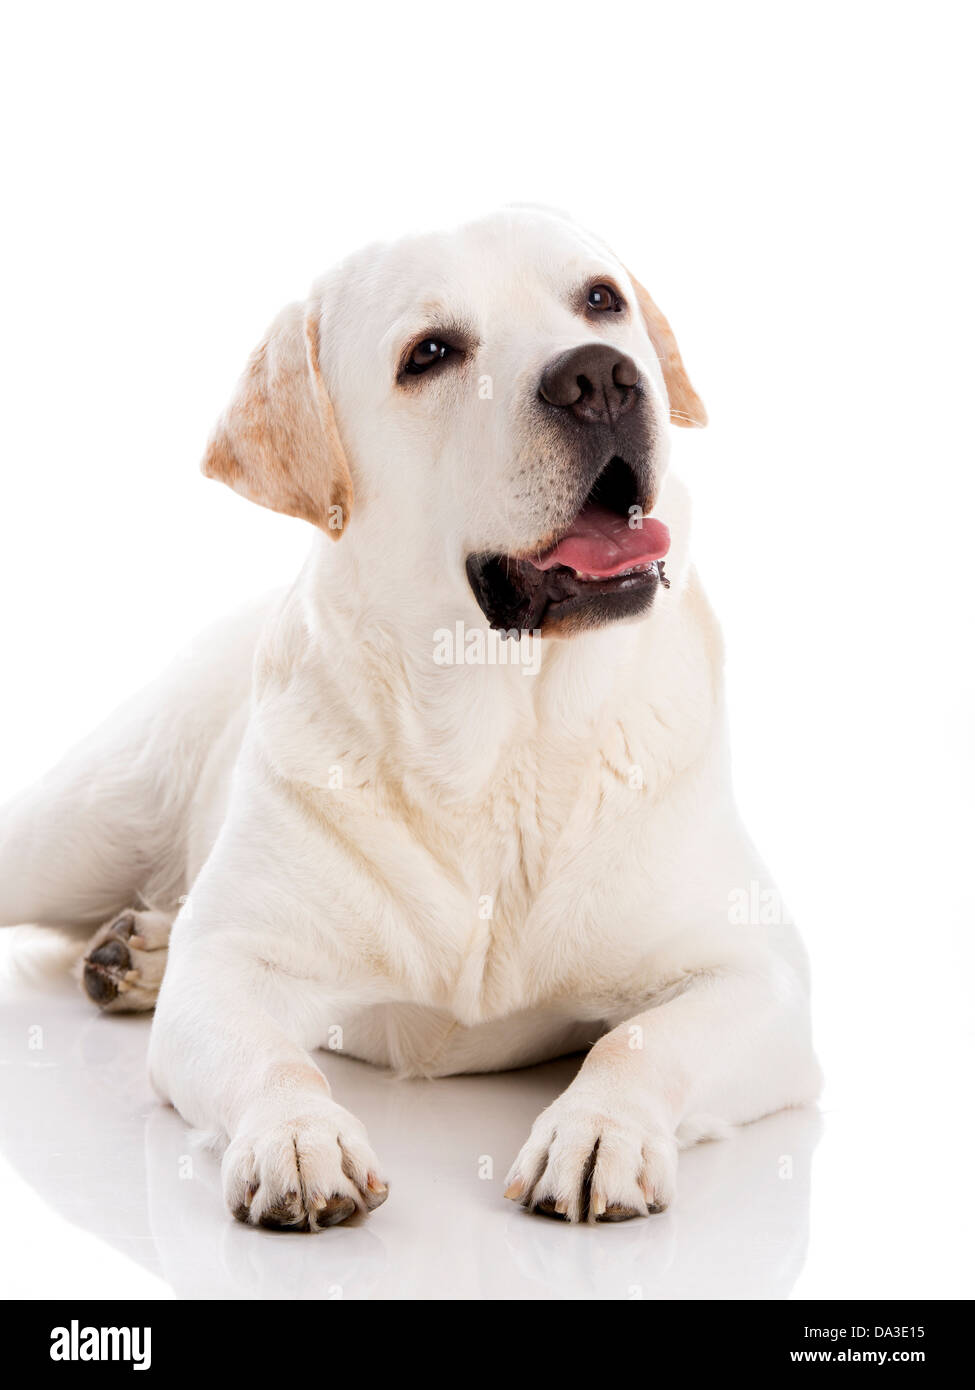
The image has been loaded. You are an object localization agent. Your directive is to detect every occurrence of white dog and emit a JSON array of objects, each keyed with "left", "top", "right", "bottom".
[{"left": 0, "top": 208, "right": 821, "bottom": 1229}]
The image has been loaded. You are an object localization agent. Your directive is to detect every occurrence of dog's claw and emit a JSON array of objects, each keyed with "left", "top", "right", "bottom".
[{"left": 363, "top": 1175, "right": 389, "bottom": 1210}]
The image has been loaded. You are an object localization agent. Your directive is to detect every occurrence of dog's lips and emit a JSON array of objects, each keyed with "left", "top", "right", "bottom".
[
  {"left": 465, "top": 455, "right": 668, "bottom": 633},
  {"left": 526, "top": 501, "right": 670, "bottom": 581},
  {"left": 465, "top": 507, "right": 670, "bottom": 633}
]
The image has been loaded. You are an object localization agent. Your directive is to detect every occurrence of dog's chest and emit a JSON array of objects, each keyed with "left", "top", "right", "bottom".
[
  {"left": 307, "top": 711, "right": 716, "bottom": 1075},
  {"left": 393, "top": 734, "right": 661, "bottom": 1025}
]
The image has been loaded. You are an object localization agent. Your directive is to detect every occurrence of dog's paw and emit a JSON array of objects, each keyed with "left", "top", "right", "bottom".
[
  {"left": 504, "top": 1087, "right": 677, "bottom": 1224},
  {"left": 78, "top": 909, "right": 171, "bottom": 1012},
  {"left": 223, "top": 1100, "right": 388, "bottom": 1233}
]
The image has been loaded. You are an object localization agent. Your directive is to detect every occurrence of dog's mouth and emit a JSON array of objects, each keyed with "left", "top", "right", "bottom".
[{"left": 466, "top": 456, "right": 670, "bottom": 634}]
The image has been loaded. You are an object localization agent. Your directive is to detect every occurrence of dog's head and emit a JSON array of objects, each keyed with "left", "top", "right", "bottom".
[{"left": 203, "top": 208, "right": 705, "bottom": 636}]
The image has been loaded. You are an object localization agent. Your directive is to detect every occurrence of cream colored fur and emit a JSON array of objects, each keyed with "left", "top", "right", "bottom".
[{"left": 0, "top": 208, "right": 820, "bottom": 1228}]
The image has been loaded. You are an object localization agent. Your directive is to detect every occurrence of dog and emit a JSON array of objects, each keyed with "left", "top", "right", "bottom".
[{"left": 0, "top": 207, "right": 821, "bottom": 1229}]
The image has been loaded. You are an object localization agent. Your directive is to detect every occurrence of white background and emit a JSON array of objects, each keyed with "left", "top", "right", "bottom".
[{"left": 1, "top": 1, "right": 972, "bottom": 1299}]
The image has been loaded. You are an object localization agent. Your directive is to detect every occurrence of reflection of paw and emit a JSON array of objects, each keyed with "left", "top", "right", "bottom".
[
  {"left": 79, "top": 909, "right": 171, "bottom": 1012},
  {"left": 224, "top": 1100, "right": 388, "bottom": 1233},
  {"left": 504, "top": 1089, "right": 677, "bottom": 1224}
]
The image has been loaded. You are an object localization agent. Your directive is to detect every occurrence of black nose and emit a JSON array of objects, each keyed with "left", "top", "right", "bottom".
[{"left": 538, "top": 343, "right": 639, "bottom": 425}]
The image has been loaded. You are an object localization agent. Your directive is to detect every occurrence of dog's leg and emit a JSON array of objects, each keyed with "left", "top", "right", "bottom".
[
  {"left": 148, "top": 919, "right": 388, "bottom": 1233},
  {"left": 0, "top": 603, "right": 265, "bottom": 934},
  {"left": 505, "top": 946, "right": 821, "bottom": 1223},
  {"left": 76, "top": 907, "right": 173, "bottom": 1012}
]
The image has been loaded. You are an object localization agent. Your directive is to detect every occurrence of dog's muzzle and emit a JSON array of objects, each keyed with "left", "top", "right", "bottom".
[{"left": 466, "top": 347, "right": 670, "bottom": 637}]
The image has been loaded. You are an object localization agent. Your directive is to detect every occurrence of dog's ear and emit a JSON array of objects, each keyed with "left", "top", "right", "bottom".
[
  {"left": 202, "top": 301, "right": 354, "bottom": 537},
  {"left": 626, "top": 273, "right": 708, "bottom": 428}
]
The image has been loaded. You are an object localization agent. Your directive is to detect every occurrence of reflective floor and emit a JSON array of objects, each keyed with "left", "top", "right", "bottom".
[{"left": 0, "top": 930, "right": 969, "bottom": 1301}]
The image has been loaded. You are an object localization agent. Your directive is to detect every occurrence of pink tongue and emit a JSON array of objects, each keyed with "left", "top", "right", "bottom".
[{"left": 532, "top": 504, "right": 670, "bottom": 578}]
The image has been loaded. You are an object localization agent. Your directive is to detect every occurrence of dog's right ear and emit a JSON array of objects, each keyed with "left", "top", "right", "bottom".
[{"left": 202, "top": 301, "right": 353, "bottom": 537}]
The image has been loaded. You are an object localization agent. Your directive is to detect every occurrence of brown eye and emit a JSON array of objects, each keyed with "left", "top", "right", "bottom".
[
  {"left": 405, "top": 337, "right": 453, "bottom": 374},
  {"left": 587, "top": 283, "right": 622, "bottom": 312}
]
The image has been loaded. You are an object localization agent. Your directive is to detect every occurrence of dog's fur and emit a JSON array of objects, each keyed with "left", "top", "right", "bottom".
[{"left": 0, "top": 208, "right": 820, "bottom": 1229}]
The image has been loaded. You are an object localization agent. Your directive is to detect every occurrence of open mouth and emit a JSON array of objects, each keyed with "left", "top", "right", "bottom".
[{"left": 466, "top": 456, "right": 670, "bottom": 634}]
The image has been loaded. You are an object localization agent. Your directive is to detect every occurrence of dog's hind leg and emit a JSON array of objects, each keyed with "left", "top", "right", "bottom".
[
  {"left": 0, "top": 695, "right": 193, "bottom": 936},
  {"left": 76, "top": 906, "right": 174, "bottom": 1012},
  {"left": 0, "top": 598, "right": 271, "bottom": 940}
]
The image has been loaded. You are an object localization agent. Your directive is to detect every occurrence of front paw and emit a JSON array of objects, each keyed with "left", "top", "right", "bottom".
[
  {"left": 504, "top": 1088, "right": 677, "bottom": 1224},
  {"left": 223, "top": 1099, "right": 388, "bottom": 1232}
]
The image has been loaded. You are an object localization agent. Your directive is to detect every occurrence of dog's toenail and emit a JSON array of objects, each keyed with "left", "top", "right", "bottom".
[
  {"left": 533, "top": 1197, "right": 568, "bottom": 1220},
  {"left": 363, "top": 1175, "right": 388, "bottom": 1209}
]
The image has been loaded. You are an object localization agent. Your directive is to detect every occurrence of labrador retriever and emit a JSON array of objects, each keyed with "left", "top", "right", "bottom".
[{"left": 0, "top": 207, "right": 821, "bottom": 1228}]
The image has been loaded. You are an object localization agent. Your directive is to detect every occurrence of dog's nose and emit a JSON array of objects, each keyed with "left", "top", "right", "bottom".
[{"left": 538, "top": 344, "right": 639, "bottom": 425}]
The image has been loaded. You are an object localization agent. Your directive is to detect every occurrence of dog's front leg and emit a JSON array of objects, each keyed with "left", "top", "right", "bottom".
[
  {"left": 505, "top": 947, "right": 821, "bottom": 1223},
  {"left": 148, "top": 929, "right": 388, "bottom": 1232}
]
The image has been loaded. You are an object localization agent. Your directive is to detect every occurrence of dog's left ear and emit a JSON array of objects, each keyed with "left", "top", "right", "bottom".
[
  {"left": 202, "top": 300, "right": 354, "bottom": 537},
  {"left": 626, "top": 272, "right": 708, "bottom": 428}
]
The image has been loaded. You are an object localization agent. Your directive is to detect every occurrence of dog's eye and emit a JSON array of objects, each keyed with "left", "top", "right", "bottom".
[
  {"left": 405, "top": 337, "right": 454, "bottom": 374},
  {"left": 587, "top": 283, "right": 622, "bottom": 313}
]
